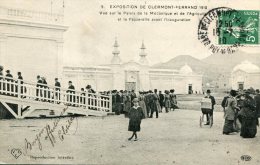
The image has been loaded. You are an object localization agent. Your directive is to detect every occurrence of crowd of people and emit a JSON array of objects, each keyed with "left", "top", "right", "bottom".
[
  {"left": 220, "top": 89, "right": 260, "bottom": 138},
  {"left": 111, "top": 89, "right": 178, "bottom": 118},
  {"left": 1, "top": 65, "right": 260, "bottom": 140}
]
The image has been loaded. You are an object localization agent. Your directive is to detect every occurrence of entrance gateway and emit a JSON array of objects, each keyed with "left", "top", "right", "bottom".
[
  {"left": 238, "top": 82, "right": 244, "bottom": 90},
  {"left": 125, "top": 70, "right": 139, "bottom": 91}
]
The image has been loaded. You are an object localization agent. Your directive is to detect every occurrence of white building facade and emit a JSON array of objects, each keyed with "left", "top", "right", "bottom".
[
  {"left": 0, "top": 6, "right": 67, "bottom": 82},
  {"left": 231, "top": 61, "right": 260, "bottom": 90},
  {"left": 63, "top": 39, "right": 203, "bottom": 94}
]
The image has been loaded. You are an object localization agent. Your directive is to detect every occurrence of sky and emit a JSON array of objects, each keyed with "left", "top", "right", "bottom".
[{"left": 1, "top": 0, "right": 260, "bottom": 66}]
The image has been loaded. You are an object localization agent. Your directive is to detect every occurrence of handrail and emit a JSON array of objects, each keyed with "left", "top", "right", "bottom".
[
  {"left": 0, "top": 6, "right": 64, "bottom": 24},
  {"left": 0, "top": 76, "right": 112, "bottom": 113},
  {"left": 0, "top": 75, "right": 110, "bottom": 98}
]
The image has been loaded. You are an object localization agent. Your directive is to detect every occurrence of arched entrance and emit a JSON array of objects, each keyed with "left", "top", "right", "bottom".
[{"left": 125, "top": 70, "right": 139, "bottom": 91}]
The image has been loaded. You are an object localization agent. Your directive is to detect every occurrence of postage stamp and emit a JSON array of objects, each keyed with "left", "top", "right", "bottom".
[
  {"left": 218, "top": 10, "right": 259, "bottom": 45},
  {"left": 198, "top": 7, "right": 260, "bottom": 54}
]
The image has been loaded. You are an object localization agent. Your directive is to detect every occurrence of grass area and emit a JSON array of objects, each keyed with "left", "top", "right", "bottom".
[{"left": 177, "top": 94, "right": 226, "bottom": 112}]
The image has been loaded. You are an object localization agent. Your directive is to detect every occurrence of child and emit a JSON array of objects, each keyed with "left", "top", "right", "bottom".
[{"left": 128, "top": 98, "right": 145, "bottom": 141}]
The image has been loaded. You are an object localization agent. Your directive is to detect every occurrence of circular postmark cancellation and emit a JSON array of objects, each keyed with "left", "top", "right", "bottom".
[
  {"left": 241, "top": 155, "right": 252, "bottom": 161},
  {"left": 198, "top": 7, "right": 259, "bottom": 54}
]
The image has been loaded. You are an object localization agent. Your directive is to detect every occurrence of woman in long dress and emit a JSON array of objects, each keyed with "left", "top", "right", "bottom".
[
  {"left": 128, "top": 98, "right": 145, "bottom": 141},
  {"left": 170, "top": 89, "right": 178, "bottom": 110},
  {"left": 154, "top": 89, "right": 162, "bottom": 113},
  {"left": 138, "top": 91, "right": 148, "bottom": 118},
  {"left": 238, "top": 90, "right": 259, "bottom": 138},
  {"left": 223, "top": 90, "right": 238, "bottom": 135},
  {"left": 164, "top": 90, "right": 171, "bottom": 113}
]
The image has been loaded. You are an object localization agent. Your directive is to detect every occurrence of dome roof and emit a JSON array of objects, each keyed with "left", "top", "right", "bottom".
[
  {"left": 232, "top": 60, "right": 260, "bottom": 73},
  {"left": 179, "top": 64, "right": 193, "bottom": 74}
]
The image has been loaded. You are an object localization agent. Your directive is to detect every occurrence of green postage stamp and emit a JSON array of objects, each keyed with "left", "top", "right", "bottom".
[{"left": 218, "top": 10, "right": 259, "bottom": 45}]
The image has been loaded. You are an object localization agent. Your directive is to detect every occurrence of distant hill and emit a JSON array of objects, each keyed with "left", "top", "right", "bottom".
[
  {"left": 202, "top": 50, "right": 260, "bottom": 71},
  {"left": 152, "top": 55, "right": 208, "bottom": 73},
  {"left": 152, "top": 55, "right": 222, "bottom": 83},
  {"left": 152, "top": 51, "right": 260, "bottom": 83}
]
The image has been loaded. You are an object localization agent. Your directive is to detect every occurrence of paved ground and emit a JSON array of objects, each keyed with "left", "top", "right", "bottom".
[{"left": 0, "top": 109, "right": 259, "bottom": 165}]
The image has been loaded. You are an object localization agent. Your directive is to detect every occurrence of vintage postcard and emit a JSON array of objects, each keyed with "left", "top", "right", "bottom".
[{"left": 0, "top": 0, "right": 260, "bottom": 164}]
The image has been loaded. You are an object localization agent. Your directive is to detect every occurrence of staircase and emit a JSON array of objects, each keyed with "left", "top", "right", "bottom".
[{"left": 0, "top": 77, "right": 112, "bottom": 119}]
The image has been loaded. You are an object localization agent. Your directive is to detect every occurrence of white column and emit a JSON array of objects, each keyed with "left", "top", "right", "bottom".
[
  {"left": 56, "top": 40, "right": 64, "bottom": 79},
  {"left": 0, "top": 34, "right": 7, "bottom": 66}
]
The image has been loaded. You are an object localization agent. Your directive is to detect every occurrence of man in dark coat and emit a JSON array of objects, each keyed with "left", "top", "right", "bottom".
[
  {"left": 204, "top": 89, "right": 216, "bottom": 125},
  {"left": 254, "top": 89, "right": 260, "bottom": 118},
  {"left": 54, "top": 78, "right": 61, "bottom": 103},
  {"left": 67, "top": 81, "right": 75, "bottom": 106},
  {"left": 159, "top": 90, "right": 165, "bottom": 110},
  {"left": 149, "top": 90, "right": 159, "bottom": 118},
  {"left": 16, "top": 72, "right": 24, "bottom": 97},
  {"left": 114, "top": 91, "right": 122, "bottom": 115},
  {"left": 144, "top": 91, "right": 151, "bottom": 116},
  {"left": 41, "top": 77, "right": 49, "bottom": 101},
  {"left": 5, "top": 70, "right": 14, "bottom": 96},
  {"left": 36, "top": 75, "right": 43, "bottom": 100}
]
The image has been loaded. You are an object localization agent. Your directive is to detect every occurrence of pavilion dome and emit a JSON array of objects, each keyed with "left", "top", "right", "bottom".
[
  {"left": 232, "top": 60, "right": 260, "bottom": 73},
  {"left": 179, "top": 64, "right": 193, "bottom": 75}
]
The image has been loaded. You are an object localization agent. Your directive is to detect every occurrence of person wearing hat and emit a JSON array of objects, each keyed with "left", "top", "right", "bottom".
[
  {"left": 138, "top": 91, "right": 148, "bottom": 118},
  {"left": 254, "top": 89, "right": 260, "bottom": 118},
  {"left": 154, "top": 89, "right": 162, "bottom": 113},
  {"left": 114, "top": 90, "right": 122, "bottom": 115},
  {"left": 36, "top": 75, "right": 43, "bottom": 100},
  {"left": 67, "top": 81, "right": 75, "bottom": 106},
  {"left": 15, "top": 72, "right": 24, "bottom": 97},
  {"left": 130, "top": 90, "right": 137, "bottom": 107},
  {"left": 123, "top": 90, "right": 131, "bottom": 118},
  {"left": 159, "top": 90, "right": 165, "bottom": 110},
  {"left": 223, "top": 90, "right": 239, "bottom": 135},
  {"left": 5, "top": 70, "right": 14, "bottom": 96},
  {"left": 149, "top": 90, "right": 159, "bottom": 118},
  {"left": 170, "top": 89, "right": 177, "bottom": 111},
  {"left": 204, "top": 89, "right": 216, "bottom": 125},
  {"left": 41, "top": 77, "right": 49, "bottom": 101},
  {"left": 164, "top": 90, "right": 171, "bottom": 113},
  {"left": 128, "top": 98, "right": 145, "bottom": 141},
  {"left": 54, "top": 78, "right": 61, "bottom": 103},
  {"left": 238, "top": 89, "right": 259, "bottom": 138}
]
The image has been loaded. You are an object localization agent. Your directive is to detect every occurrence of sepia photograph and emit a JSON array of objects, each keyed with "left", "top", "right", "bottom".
[{"left": 0, "top": 0, "right": 260, "bottom": 164}]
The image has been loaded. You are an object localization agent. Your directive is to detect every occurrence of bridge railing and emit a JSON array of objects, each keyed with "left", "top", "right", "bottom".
[
  {"left": 0, "top": 76, "right": 112, "bottom": 113},
  {"left": 0, "top": 6, "right": 64, "bottom": 24}
]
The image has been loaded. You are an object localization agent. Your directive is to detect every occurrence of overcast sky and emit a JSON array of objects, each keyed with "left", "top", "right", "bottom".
[{"left": 1, "top": 0, "right": 260, "bottom": 66}]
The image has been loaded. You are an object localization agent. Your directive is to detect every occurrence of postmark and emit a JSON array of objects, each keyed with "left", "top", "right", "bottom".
[
  {"left": 198, "top": 7, "right": 259, "bottom": 54},
  {"left": 241, "top": 155, "right": 252, "bottom": 161}
]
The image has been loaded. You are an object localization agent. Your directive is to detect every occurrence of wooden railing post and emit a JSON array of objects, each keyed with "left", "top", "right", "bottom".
[
  {"left": 17, "top": 79, "right": 22, "bottom": 118},
  {"left": 86, "top": 91, "right": 89, "bottom": 110},
  {"left": 109, "top": 94, "right": 112, "bottom": 113},
  {"left": 17, "top": 79, "right": 21, "bottom": 99}
]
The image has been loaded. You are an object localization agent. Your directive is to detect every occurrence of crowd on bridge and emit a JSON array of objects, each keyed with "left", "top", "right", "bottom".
[{"left": 0, "top": 66, "right": 98, "bottom": 107}]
